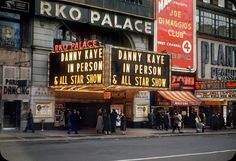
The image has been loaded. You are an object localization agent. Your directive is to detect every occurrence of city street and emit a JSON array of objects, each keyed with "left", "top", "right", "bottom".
[{"left": 0, "top": 134, "right": 235, "bottom": 161}]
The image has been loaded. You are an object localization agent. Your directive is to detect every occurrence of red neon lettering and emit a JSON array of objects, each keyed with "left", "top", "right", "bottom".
[
  {"left": 63, "top": 44, "right": 68, "bottom": 50},
  {"left": 54, "top": 45, "right": 59, "bottom": 52}
]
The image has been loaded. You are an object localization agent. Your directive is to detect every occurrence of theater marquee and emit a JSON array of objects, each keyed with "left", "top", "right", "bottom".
[
  {"left": 111, "top": 48, "right": 170, "bottom": 89},
  {"left": 49, "top": 46, "right": 171, "bottom": 91},
  {"left": 49, "top": 47, "right": 104, "bottom": 87}
]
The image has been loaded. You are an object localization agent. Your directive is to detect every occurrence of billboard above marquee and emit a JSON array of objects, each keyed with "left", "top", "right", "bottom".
[
  {"left": 156, "top": 0, "right": 195, "bottom": 72},
  {"left": 49, "top": 47, "right": 104, "bottom": 87},
  {"left": 111, "top": 47, "right": 170, "bottom": 89}
]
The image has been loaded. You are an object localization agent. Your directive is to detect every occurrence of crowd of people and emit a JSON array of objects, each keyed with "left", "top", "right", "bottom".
[
  {"left": 148, "top": 110, "right": 183, "bottom": 133},
  {"left": 23, "top": 106, "right": 236, "bottom": 134},
  {"left": 56, "top": 107, "right": 126, "bottom": 135},
  {"left": 58, "top": 108, "right": 82, "bottom": 134},
  {"left": 148, "top": 108, "right": 236, "bottom": 133},
  {"left": 96, "top": 108, "right": 126, "bottom": 135}
]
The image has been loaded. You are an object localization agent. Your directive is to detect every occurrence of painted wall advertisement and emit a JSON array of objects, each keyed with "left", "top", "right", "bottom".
[
  {"left": 2, "top": 66, "right": 30, "bottom": 100},
  {"left": 156, "top": 0, "right": 194, "bottom": 71},
  {"left": 198, "top": 38, "right": 236, "bottom": 80}
]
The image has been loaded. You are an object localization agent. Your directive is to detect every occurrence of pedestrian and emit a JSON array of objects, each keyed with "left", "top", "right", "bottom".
[
  {"left": 232, "top": 110, "right": 236, "bottom": 129},
  {"left": 120, "top": 113, "right": 126, "bottom": 135},
  {"left": 97, "top": 107, "right": 103, "bottom": 116},
  {"left": 67, "top": 109, "right": 72, "bottom": 134},
  {"left": 24, "top": 109, "right": 35, "bottom": 133},
  {"left": 211, "top": 113, "right": 219, "bottom": 130},
  {"left": 96, "top": 113, "right": 103, "bottom": 134},
  {"left": 76, "top": 110, "right": 82, "bottom": 131},
  {"left": 172, "top": 112, "right": 182, "bottom": 133},
  {"left": 218, "top": 113, "right": 226, "bottom": 130},
  {"left": 200, "top": 112, "right": 206, "bottom": 125},
  {"left": 148, "top": 109, "right": 156, "bottom": 129},
  {"left": 195, "top": 114, "right": 202, "bottom": 133},
  {"left": 226, "top": 112, "right": 232, "bottom": 127},
  {"left": 200, "top": 112, "right": 206, "bottom": 132},
  {"left": 156, "top": 111, "right": 162, "bottom": 130},
  {"left": 69, "top": 109, "right": 78, "bottom": 134},
  {"left": 163, "top": 111, "right": 170, "bottom": 131},
  {"left": 103, "top": 109, "right": 111, "bottom": 135},
  {"left": 59, "top": 110, "right": 65, "bottom": 129},
  {"left": 110, "top": 109, "right": 118, "bottom": 133},
  {"left": 64, "top": 108, "right": 69, "bottom": 129}
]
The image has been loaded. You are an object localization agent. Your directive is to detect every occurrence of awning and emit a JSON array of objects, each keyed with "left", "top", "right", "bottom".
[{"left": 158, "top": 91, "right": 201, "bottom": 106}]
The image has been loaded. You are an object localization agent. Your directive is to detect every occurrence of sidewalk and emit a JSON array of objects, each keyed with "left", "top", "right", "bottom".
[{"left": 0, "top": 128, "right": 235, "bottom": 143}]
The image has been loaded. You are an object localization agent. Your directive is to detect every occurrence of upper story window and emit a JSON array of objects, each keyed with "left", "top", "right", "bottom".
[
  {"left": 218, "top": 0, "right": 225, "bottom": 7},
  {"left": 0, "top": 11, "right": 20, "bottom": 49},
  {"left": 216, "top": 14, "right": 229, "bottom": 37},
  {"left": 198, "top": 8, "right": 236, "bottom": 39},
  {"left": 200, "top": 10, "right": 215, "bottom": 35},
  {"left": 230, "top": 18, "right": 236, "bottom": 39}
]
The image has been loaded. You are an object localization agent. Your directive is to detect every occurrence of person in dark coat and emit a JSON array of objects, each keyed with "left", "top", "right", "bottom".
[
  {"left": 232, "top": 110, "right": 236, "bottom": 129},
  {"left": 68, "top": 109, "right": 78, "bottom": 134},
  {"left": 103, "top": 109, "right": 111, "bottom": 135},
  {"left": 148, "top": 109, "right": 156, "bottom": 129},
  {"left": 110, "top": 109, "right": 118, "bottom": 133},
  {"left": 67, "top": 110, "right": 72, "bottom": 134},
  {"left": 24, "top": 109, "right": 34, "bottom": 133},
  {"left": 120, "top": 113, "right": 126, "bottom": 135},
  {"left": 218, "top": 113, "right": 226, "bottom": 129},
  {"left": 76, "top": 110, "right": 82, "bottom": 131},
  {"left": 64, "top": 108, "right": 69, "bottom": 128},
  {"left": 226, "top": 112, "right": 232, "bottom": 127},
  {"left": 211, "top": 113, "right": 219, "bottom": 130},
  {"left": 156, "top": 111, "right": 162, "bottom": 130},
  {"left": 163, "top": 112, "right": 170, "bottom": 131}
]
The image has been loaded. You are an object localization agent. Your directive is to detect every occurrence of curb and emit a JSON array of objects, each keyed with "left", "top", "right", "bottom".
[{"left": 0, "top": 132, "right": 235, "bottom": 144}]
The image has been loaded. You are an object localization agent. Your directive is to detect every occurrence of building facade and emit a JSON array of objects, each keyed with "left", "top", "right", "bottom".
[
  {"left": 30, "top": 0, "right": 162, "bottom": 129},
  {"left": 195, "top": 0, "right": 236, "bottom": 125},
  {"left": 0, "top": 0, "right": 31, "bottom": 130}
]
